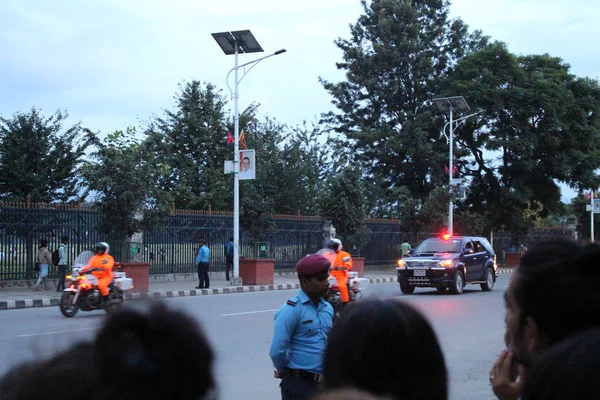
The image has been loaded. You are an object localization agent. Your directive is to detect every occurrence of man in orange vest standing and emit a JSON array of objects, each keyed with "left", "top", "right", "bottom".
[
  {"left": 81, "top": 242, "right": 115, "bottom": 306},
  {"left": 327, "top": 238, "right": 353, "bottom": 307}
]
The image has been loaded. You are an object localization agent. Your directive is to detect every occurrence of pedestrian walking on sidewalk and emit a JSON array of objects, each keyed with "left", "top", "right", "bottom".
[
  {"left": 270, "top": 254, "right": 334, "bottom": 400},
  {"left": 55, "top": 236, "right": 69, "bottom": 292},
  {"left": 224, "top": 237, "right": 234, "bottom": 281},
  {"left": 196, "top": 239, "right": 210, "bottom": 289},
  {"left": 35, "top": 240, "right": 52, "bottom": 291}
]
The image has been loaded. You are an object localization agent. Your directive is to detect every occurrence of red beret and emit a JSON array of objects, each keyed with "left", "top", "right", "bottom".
[{"left": 296, "top": 254, "right": 331, "bottom": 277}]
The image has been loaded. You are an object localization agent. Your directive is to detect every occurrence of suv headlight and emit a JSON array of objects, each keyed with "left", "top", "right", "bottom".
[
  {"left": 397, "top": 259, "right": 407, "bottom": 269},
  {"left": 438, "top": 259, "right": 454, "bottom": 268}
]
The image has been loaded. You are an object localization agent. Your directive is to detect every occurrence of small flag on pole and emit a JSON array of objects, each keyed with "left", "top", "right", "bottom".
[
  {"left": 239, "top": 130, "right": 247, "bottom": 150},
  {"left": 226, "top": 132, "right": 234, "bottom": 146}
]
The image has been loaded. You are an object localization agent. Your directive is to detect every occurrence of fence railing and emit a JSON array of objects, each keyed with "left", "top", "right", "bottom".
[{"left": 0, "top": 201, "right": 577, "bottom": 280}]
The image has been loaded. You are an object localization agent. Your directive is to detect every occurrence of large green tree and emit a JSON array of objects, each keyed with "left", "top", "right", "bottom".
[
  {"left": 444, "top": 42, "right": 600, "bottom": 237},
  {"left": 0, "top": 109, "right": 93, "bottom": 202},
  {"left": 274, "top": 122, "right": 330, "bottom": 215},
  {"left": 81, "top": 127, "right": 171, "bottom": 241},
  {"left": 321, "top": 0, "right": 488, "bottom": 203},
  {"left": 149, "top": 81, "right": 233, "bottom": 210},
  {"left": 319, "top": 168, "right": 370, "bottom": 252}
]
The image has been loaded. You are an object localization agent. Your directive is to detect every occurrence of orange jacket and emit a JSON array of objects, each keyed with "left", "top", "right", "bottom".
[
  {"left": 331, "top": 250, "right": 352, "bottom": 276},
  {"left": 83, "top": 253, "right": 114, "bottom": 279}
]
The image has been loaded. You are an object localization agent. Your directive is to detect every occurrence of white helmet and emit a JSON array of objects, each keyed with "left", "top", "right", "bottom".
[
  {"left": 95, "top": 242, "right": 110, "bottom": 254},
  {"left": 327, "top": 238, "right": 343, "bottom": 251}
]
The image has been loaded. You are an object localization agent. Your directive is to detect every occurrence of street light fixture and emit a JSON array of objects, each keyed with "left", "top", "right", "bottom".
[
  {"left": 432, "top": 96, "right": 473, "bottom": 236},
  {"left": 212, "top": 30, "right": 286, "bottom": 282}
]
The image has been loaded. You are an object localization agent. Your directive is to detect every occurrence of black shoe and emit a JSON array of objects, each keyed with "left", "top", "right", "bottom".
[
  {"left": 195, "top": 286, "right": 202, "bottom": 289},
  {"left": 226, "top": 277, "right": 230, "bottom": 281},
  {"left": 204, "top": 286, "right": 210, "bottom": 289}
]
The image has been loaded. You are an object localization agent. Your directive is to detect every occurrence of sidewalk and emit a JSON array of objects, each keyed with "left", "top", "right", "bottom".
[{"left": 0, "top": 268, "right": 514, "bottom": 311}]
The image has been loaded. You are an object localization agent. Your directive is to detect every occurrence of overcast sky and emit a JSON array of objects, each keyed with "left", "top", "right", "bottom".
[{"left": 2, "top": 0, "right": 598, "bottom": 200}]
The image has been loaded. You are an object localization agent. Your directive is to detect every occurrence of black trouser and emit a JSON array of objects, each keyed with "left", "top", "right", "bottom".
[
  {"left": 280, "top": 370, "right": 321, "bottom": 400},
  {"left": 225, "top": 256, "right": 233, "bottom": 280},
  {"left": 56, "top": 265, "right": 67, "bottom": 291},
  {"left": 197, "top": 262, "right": 209, "bottom": 288}
]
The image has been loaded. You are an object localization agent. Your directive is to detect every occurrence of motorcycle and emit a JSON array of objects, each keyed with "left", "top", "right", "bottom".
[
  {"left": 327, "top": 271, "right": 368, "bottom": 317},
  {"left": 59, "top": 251, "right": 134, "bottom": 318}
]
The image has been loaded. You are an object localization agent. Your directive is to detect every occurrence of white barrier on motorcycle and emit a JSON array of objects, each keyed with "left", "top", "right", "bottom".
[{"left": 113, "top": 272, "right": 134, "bottom": 291}]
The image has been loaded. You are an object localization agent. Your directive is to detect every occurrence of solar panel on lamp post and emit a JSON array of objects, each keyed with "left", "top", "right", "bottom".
[
  {"left": 211, "top": 30, "right": 286, "bottom": 282},
  {"left": 432, "top": 96, "right": 471, "bottom": 237}
]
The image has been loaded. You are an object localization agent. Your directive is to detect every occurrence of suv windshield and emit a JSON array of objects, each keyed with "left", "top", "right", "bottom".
[{"left": 414, "top": 238, "right": 461, "bottom": 254}]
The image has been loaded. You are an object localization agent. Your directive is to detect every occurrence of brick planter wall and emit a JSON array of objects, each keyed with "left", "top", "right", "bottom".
[
  {"left": 505, "top": 253, "right": 522, "bottom": 268},
  {"left": 119, "top": 262, "right": 150, "bottom": 293},
  {"left": 352, "top": 257, "right": 365, "bottom": 277},
  {"left": 239, "top": 259, "right": 275, "bottom": 285}
]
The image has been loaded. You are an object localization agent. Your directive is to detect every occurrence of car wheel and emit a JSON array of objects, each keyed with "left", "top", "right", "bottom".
[
  {"left": 400, "top": 283, "right": 415, "bottom": 295},
  {"left": 449, "top": 270, "right": 464, "bottom": 295},
  {"left": 480, "top": 268, "right": 495, "bottom": 292}
]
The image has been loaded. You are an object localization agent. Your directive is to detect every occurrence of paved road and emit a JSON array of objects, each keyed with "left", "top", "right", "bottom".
[{"left": 0, "top": 276, "right": 509, "bottom": 400}]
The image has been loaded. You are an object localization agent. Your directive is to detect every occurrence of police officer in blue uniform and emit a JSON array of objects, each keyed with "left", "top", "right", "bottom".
[{"left": 270, "top": 254, "right": 334, "bottom": 400}]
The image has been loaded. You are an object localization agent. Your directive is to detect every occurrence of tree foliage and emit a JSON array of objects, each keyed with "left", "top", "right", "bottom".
[
  {"left": 319, "top": 168, "right": 370, "bottom": 251},
  {"left": 0, "top": 109, "right": 92, "bottom": 202},
  {"left": 81, "top": 127, "right": 171, "bottom": 240},
  {"left": 321, "top": 0, "right": 488, "bottom": 203},
  {"left": 444, "top": 42, "right": 600, "bottom": 237},
  {"left": 149, "top": 81, "right": 233, "bottom": 210}
]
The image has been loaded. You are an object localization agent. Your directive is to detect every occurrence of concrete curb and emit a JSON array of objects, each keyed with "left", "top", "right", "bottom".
[
  {"left": 0, "top": 277, "right": 396, "bottom": 311},
  {"left": 0, "top": 270, "right": 513, "bottom": 311}
]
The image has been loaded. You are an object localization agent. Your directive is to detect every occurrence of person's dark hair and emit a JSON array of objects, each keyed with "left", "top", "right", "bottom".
[
  {"left": 0, "top": 302, "right": 215, "bottom": 400},
  {"left": 229, "top": 237, "right": 234, "bottom": 242},
  {"left": 0, "top": 343, "right": 97, "bottom": 400},
  {"left": 199, "top": 239, "right": 206, "bottom": 245},
  {"left": 95, "top": 302, "right": 214, "bottom": 398},
  {"left": 323, "top": 299, "right": 447, "bottom": 400},
  {"left": 242, "top": 157, "right": 250, "bottom": 162},
  {"left": 39, "top": 239, "right": 48, "bottom": 248},
  {"left": 61, "top": 236, "right": 69, "bottom": 242},
  {"left": 522, "top": 328, "right": 600, "bottom": 400},
  {"left": 513, "top": 239, "right": 600, "bottom": 346}
]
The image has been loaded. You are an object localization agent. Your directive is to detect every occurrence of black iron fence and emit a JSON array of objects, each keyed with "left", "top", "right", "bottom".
[
  {"left": 491, "top": 228, "right": 577, "bottom": 266},
  {"left": 0, "top": 202, "right": 577, "bottom": 280}
]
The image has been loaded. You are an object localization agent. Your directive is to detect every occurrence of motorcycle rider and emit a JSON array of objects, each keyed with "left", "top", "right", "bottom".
[
  {"left": 81, "top": 242, "right": 115, "bottom": 306},
  {"left": 327, "top": 238, "right": 353, "bottom": 307}
]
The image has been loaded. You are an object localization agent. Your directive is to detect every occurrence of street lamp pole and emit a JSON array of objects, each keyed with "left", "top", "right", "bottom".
[
  {"left": 448, "top": 104, "right": 454, "bottom": 236},
  {"left": 432, "top": 96, "right": 473, "bottom": 236},
  {"left": 233, "top": 41, "right": 241, "bottom": 282},
  {"left": 212, "top": 30, "right": 286, "bottom": 281},
  {"left": 591, "top": 191, "right": 595, "bottom": 242}
]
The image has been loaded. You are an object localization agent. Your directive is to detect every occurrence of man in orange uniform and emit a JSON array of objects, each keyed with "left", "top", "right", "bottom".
[
  {"left": 327, "top": 239, "right": 353, "bottom": 306},
  {"left": 81, "top": 242, "right": 114, "bottom": 306}
]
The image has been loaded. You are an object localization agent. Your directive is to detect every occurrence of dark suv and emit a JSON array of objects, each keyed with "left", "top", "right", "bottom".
[{"left": 396, "top": 235, "right": 497, "bottom": 295}]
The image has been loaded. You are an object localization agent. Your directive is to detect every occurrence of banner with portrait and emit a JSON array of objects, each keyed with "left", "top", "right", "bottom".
[{"left": 238, "top": 149, "right": 256, "bottom": 180}]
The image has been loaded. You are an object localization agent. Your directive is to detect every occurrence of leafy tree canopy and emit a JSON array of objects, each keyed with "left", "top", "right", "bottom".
[{"left": 0, "top": 108, "right": 93, "bottom": 202}]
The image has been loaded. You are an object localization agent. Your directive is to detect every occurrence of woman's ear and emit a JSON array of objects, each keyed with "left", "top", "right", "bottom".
[{"left": 524, "top": 316, "right": 541, "bottom": 352}]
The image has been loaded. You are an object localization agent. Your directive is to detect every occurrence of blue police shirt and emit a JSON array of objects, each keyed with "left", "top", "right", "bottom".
[
  {"left": 269, "top": 290, "right": 334, "bottom": 374},
  {"left": 196, "top": 245, "right": 210, "bottom": 264}
]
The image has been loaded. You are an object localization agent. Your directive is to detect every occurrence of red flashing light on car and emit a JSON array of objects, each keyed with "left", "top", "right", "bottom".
[{"left": 442, "top": 233, "right": 451, "bottom": 240}]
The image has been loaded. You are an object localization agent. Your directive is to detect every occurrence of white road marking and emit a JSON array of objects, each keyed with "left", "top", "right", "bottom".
[
  {"left": 221, "top": 309, "right": 279, "bottom": 317},
  {"left": 15, "top": 327, "right": 98, "bottom": 338}
]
